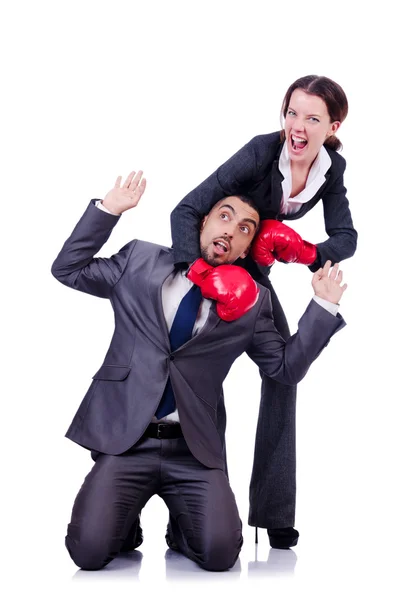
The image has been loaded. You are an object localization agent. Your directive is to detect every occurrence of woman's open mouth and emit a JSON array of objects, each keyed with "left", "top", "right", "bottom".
[{"left": 290, "top": 134, "right": 308, "bottom": 153}]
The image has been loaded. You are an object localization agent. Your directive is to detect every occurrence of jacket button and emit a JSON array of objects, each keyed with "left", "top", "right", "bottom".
[{"left": 170, "top": 355, "right": 175, "bottom": 361}]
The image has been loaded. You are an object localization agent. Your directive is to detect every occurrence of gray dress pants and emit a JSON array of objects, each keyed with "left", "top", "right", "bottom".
[{"left": 66, "top": 436, "right": 243, "bottom": 572}]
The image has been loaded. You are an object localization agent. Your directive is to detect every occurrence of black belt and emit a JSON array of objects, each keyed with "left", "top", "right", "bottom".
[{"left": 143, "top": 422, "right": 183, "bottom": 439}]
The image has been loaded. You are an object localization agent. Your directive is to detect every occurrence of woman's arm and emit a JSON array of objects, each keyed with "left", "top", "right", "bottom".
[
  {"left": 170, "top": 135, "right": 271, "bottom": 264},
  {"left": 310, "top": 155, "right": 358, "bottom": 272}
]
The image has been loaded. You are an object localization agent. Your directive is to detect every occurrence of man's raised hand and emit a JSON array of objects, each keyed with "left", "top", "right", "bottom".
[
  {"left": 312, "top": 261, "right": 348, "bottom": 305},
  {"left": 102, "top": 170, "right": 147, "bottom": 215}
]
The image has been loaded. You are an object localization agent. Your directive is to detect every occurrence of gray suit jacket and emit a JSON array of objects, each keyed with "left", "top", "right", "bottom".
[{"left": 51, "top": 200, "right": 346, "bottom": 469}]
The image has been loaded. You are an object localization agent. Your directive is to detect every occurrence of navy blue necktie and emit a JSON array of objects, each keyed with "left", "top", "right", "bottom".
[{"left": 155, "top": 284, "right": 202, "bottom": 419}]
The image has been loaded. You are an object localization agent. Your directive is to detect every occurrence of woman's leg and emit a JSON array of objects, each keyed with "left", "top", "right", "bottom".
[{"left": 245, "top": 263, "right": 298, "bottom": 543}]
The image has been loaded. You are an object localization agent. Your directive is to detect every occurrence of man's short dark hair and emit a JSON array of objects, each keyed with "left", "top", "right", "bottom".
[{"left": 225, "top": 195, "right": 261, "bottom": 233}]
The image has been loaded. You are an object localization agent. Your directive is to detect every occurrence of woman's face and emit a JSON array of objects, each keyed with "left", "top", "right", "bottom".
[{"left": 284, "top": 89, "right": 340, "bottom": 165}]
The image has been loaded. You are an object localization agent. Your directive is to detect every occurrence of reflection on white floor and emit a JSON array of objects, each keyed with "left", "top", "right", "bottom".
[
  {"left": 6, "top": 487, "right": 395, "bottom": 600},
  {"left": 66, "top": 496, "right": 298, "bottom": 585},
  {"left": 70, "top": 545, "right": 297, "bottom": 582}
]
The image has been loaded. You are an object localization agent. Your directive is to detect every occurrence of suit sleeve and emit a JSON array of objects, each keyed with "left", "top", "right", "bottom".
[
  {"left": 309, "top": 156, "right": 358, "bottom": 272},
  {"left": 170, "top": 136, "right": 264, "bottom": 264},
  {"left": 51, "top": 200, "right": 137, "bottom": 299},
  {"left": 246, "top": 292, "right": 346, "bottom": 385}
]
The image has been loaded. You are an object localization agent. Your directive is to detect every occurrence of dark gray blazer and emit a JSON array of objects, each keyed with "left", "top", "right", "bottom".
[
  {"left": 51, "top": 200, "right": 345, "bottom": 469},
  {"left": 170, "top": 131, "right": 357, "bottom": 272}
]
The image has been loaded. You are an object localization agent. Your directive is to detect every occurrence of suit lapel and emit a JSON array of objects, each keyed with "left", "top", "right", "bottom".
[
  {"left": 270, "top": 145, "right": 333, "bottom": 220},
  {"left": 148, "top": 247, "right": 175, "bottom": 351},
  {"left": 173, "top": 301, "right": 221, "bottom": 354},
  {"left": 270, "top": 152, "right": 284, "bottom": 216},
  {"left": 318, "top": 170, "right": 331, "bottom": 195},
  {"left": 284, "top": 170, "right": 332, "bottom": 221},
  {"left": 196, "top": 302, "right": 220, "bottom": 339}
]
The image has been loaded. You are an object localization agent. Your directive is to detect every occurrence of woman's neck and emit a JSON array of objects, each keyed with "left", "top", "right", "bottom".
[
  {"left": 289, "top": 160, "right": 314, "bottom": 197},
  {"left": 290, "top": 151, "right": 320, "bottom": 180}
]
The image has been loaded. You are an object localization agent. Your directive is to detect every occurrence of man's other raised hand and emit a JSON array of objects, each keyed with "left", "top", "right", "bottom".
[
  {"left": 102, "top": 170, "right": 146, "bottom": 215},
  {"left": 312, "top": 261, "right": 348, "bottom": 305}
]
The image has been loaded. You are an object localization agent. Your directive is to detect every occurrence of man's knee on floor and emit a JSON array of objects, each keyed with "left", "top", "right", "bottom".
[
  {"left": 198, "top": 530, "right": 242, "bottom": 572},
  {"left": 65, "top": 527, "right": 115, "bottom": 571}
]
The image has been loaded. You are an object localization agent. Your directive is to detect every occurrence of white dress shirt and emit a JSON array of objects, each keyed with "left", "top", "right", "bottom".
[
  {"left": 279, "top": 142, "right": 331, "bottom": 215},
  {"left": 95, "top": 201, "right": 339, "bottom": 421}
]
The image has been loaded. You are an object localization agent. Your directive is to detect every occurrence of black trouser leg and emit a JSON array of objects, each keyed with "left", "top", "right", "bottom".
[{"left": 246, "top": 266, "right": 298, "bottom": 530}]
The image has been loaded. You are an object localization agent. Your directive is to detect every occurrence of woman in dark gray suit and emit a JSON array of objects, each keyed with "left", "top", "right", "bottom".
[{"left": 169, "top": 75, "right": 357, "bottom": 549}]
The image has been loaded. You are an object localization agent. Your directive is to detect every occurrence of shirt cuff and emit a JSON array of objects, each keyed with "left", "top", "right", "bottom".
[
  {"left": 95, "top": 200, "right": 120, "bottom": 216},
  {"left": 313, "top": 295, "right": 339, "bottom": 316}
]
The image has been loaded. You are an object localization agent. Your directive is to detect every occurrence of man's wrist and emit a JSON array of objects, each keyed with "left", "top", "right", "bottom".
[
  {"left": 100, "top": 200, "right": 122, "bottom": 216},
  {"left": 313, "top": 295, "right": 339, "bottom": 316}
]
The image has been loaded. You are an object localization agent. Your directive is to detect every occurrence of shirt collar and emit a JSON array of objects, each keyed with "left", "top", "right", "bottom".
[{"left": 278, "top": 142, "right": 332, "bottom": 212}]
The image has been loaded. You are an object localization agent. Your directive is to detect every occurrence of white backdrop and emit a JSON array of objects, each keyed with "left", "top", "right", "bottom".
[{"left": 1, "top": 1, "right": 396, "bottom": 598}]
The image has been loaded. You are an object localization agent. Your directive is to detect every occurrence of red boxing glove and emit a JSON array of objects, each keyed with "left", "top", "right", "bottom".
[
  {"left": 187, "top": 258, "right": 259, "bottom": 322},
  {"left": 251, "top": 220, "right": 317, "bottom": 266}
]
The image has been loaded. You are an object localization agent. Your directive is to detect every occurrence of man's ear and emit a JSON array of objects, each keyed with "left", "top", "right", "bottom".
[{"left": 200, "top": 215, "right": 208, "bottom": 232}]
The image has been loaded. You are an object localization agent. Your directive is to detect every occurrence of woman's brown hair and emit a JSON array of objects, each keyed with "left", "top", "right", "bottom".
[{"left": 280, "top": 75, "right": 348, "bottom": 151}]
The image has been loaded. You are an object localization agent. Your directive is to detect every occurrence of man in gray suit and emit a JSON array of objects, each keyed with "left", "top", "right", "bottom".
[{"left": 52, "top": 170, "right": 347, "bottom": 572}]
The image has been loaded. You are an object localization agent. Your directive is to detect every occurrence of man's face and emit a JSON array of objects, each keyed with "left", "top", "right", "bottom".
[{"left": 199, "top": 196, "right": 259, "bottom": 266}]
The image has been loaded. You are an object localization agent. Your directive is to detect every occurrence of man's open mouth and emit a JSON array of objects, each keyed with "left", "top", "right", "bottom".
[{"left": 213, "top": 240, "right": 229, "bottom": 254}]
